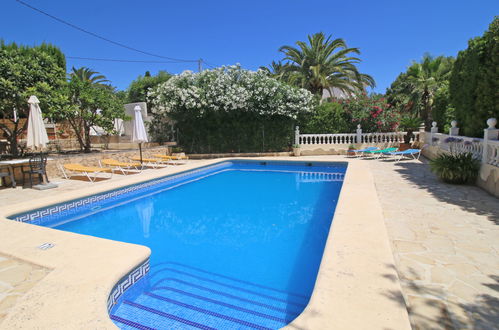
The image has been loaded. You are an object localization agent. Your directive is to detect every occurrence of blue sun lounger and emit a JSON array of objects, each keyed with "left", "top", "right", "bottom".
[
  {"left": 350, "top": 146, "right": 379, "bottom": 157},
  {"left": 386, "top": 148, "right": 424, "bottom": 161}
]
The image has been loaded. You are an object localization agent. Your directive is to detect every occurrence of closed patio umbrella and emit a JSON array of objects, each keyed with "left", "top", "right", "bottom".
[
  {"left": 132, "top": 105, "right": 148, "bottom": 163},
  {"left": 26, "top": 95, "right": 49, "bottom": 150},
  {"left": 25, "top": 95, "right": 56, "bottom": 189}
]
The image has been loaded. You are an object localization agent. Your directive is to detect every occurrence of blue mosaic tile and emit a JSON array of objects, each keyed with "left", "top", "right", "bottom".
[{"left": 108, "top": 259, "right": 150, "bottom": 312}]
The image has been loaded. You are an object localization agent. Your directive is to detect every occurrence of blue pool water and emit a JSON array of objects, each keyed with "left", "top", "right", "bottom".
[{"left": 23, "top": 161, "right": 346, "bottom": 329}]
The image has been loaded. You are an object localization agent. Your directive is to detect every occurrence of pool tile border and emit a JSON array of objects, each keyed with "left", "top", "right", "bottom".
[
  {"left": 11, "top": 162, "right": 230, "bottom": 223},
  {"left": 107, "top": 258, "right": 150, "bottom": 312}
]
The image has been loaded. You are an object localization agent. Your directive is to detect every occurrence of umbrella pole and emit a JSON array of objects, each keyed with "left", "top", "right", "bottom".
[
  {"left": 139, "top": 143, "right": 143, "bottom": 164},
  {"left": 39, "top": 150, "right": 47, "bottom": 184}
]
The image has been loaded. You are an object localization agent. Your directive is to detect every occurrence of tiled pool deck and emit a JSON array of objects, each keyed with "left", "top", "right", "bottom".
[
  {"left": 0, "top": 156, "right": 497, "bottom": 329},
  {"left": 368, "top": 157, "right": 499, "bottom": 329},
  {"left": 0, "top": 254, "right": 50, "bottom": 322}
]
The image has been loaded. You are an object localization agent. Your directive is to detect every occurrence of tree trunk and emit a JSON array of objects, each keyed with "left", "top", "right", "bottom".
[
  {"left": 83, "top": 123, "right": 92, "bottom": 153},
  {"left": 1, "top": 119, "right": 27, "bottom": 157},
  {"left": 421, "top": 89, "right": 433, "bottom": 130},
  {"left": 9, "top": 134, "right": 18, "bottom": 157},
  {"left": 0, "top": 125, "right": 14, "bottom": 156},
  {"left": 67, "top": 118, "right": 85, "bottom": 152}
]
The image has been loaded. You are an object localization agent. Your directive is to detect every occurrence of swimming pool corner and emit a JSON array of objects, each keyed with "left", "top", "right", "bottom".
[{"left": 0, "top": 215, "right": 151, "bottom": 329}]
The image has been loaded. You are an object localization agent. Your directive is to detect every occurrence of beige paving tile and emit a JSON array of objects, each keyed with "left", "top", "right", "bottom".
[
  {"left": 394, "top": 240, "right": 427, "bottom": 253},
  {"left": 398, "top": 257, "right": 427, "bottom": 281},
  {"left": 369, "top": 158, "right": 499, "bottom": 329},
  {"left": 0, "top": 254, "right": 50, "bottom": 324},
  {"left": 407, "top": 295, "right": 453, "bottom": 330},
  {"left": 405, "top": 254, "right": 437, "bottom": 266},
  {"left": 0, "top": 264, "right": 33, "bottom": 287},
  {"left": 431, "top": 266, "right": 456, "bottom": 285}
]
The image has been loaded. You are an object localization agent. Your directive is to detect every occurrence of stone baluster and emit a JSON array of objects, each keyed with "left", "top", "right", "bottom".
[
  {"left": 482, "top": 118, "right": 498, "bottom": 164},
  {"left": 295, "top": 126, "right": 300, "bottom": 145}
]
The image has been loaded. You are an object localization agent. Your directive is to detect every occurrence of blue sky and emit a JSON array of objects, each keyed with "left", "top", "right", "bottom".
[{"left": 2, "top": 0, "right": 498, "bottom": 93}]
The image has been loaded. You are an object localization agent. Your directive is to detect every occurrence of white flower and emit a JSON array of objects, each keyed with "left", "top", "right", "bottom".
[{"left": 148, "top": 65, "right": 313, "bottom": 117}]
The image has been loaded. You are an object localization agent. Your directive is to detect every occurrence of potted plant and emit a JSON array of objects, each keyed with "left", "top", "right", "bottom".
[
  {"left": 347, "top": 144, "right": 356, "bottom": 156},
  {"left": 399, "top": 117, "right": 421, "bottom": 151},
  {"left": 292, "top": 144, "right": 301, "bottom": 157}
]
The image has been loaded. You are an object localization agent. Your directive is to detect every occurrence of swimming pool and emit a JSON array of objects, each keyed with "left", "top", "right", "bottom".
[{"left": 11, "top": 160, "right": 346, "bottom": 329}]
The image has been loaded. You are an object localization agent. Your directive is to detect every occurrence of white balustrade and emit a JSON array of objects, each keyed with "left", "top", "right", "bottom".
[
  {"left": 431, "top": 133, "right": 449, "bottom": 150},
  {"left": 295, "top": 118, "right": 499, "bottom": 171},
  {"left": 453, "top": 137, "right": 483, "bottom": 160},
  {"left": 430, "top": 133, "right": 483, "bottom": 159},
  {"left": 485, "top": 140, "right": 499, "bottom": 166},
  {"left": 296, "top": 118, "right": 499, "bottom": 170},
  {"left": 412, "top": 132, "right": 420, "bottom": 143},
  {"left": 299, "top": 133, "right": 356, "bottom": 145},
  {"left": 299, "top": 131, "right": 419, "bottom": 145}
]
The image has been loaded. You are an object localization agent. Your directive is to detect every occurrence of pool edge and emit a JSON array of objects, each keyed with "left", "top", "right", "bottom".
[
  {"left": 285, "top": 158, "right": 411, "bottom": 330},
  {"left": 0, "top": 156, "right": 411, "bottom": 329}
]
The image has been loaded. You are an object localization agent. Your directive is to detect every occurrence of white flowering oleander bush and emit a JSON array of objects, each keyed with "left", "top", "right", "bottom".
[{"left": 148, "top": 65, "right": 314, "bottom": 153}]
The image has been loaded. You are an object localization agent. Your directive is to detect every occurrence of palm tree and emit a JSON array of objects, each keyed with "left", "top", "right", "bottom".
[
  {"left": 278, "top": 32, "right": 375, "bottom": 96},
  {"left": 70, "top": 67, "right": 109, "bottom": 85},
  {"left": 259, "top": 61, "right": 290, "bottom": 81},
  {"left": 387, "top": 55, "right": 454, "bottom": 128}
]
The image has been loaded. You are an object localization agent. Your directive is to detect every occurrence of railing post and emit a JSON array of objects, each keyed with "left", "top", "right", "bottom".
[
  {"left": 418, "top": 122, "right": 426, "bottom": 143},
  {"left": 482, "top": 118, "right": 498, "bottom": 164},
  {"left": 356, "top": 124, "right": 362, "bottom": 144},
  {"left": 449, "top": 120, "right": 459, "bottom": 136},
  {"left": 295, "top": 126, "right": 300, "bottom": 146},
  {"left": 430, "top": 121, "right": 438, "bottom": 145}
]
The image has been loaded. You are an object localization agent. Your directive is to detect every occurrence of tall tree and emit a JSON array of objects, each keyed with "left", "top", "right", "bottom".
[
  {"left": 62, "top": 70, "right": 125, "bottom": 152},
  {"left": 386, "top": 55, "right": 454, "bottom": 128},
  {"left": 259, "top": 61, "right": 290, "bottom": 81},
  {"left": 450, "top": 17, "right": 498, "bottom": 137},
  {"left": 127, "top": 70, "right": 171, "bottom": 110},
  {"left": 277, "top": 32, "right": 375, "bottom": 96},
  {"left": 70, "top": 67, "right": 110, "bottom": 85},
  {"left": 0, "top": 41, "right": 67, "bottom": 156}
]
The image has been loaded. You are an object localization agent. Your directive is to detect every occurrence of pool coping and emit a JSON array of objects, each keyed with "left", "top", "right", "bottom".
[
  {"left": 0, "top": 156, "right": 411, "bottom": 329},
  {"left": 284, "top": 157, "right": 411, "bottom": 329}
]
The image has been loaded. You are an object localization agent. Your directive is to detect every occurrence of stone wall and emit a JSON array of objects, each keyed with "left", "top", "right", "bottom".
[
  {"left": 477, "top": 164, "right": 499, "bottom": 198},
  {"left": 4, "top": 148, "right": 294, "bottom": 184},
  {"left": 45, "top": 146, "right": 168, "bottom": 178},
  {"left": 3, "top": 146, "right": 168, "bottom": 183}
]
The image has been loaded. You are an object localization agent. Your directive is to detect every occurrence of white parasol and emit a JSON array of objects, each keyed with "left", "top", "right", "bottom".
[
  {"left": 26, "top": 95, "right": 49, "bottom": 150},
  {"left": 132, "top": 105, "right": 148, "bottom": 163}
]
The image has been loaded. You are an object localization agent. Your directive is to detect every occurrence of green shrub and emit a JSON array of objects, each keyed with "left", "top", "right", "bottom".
[
  {"left": 301, "top": 102, "right": 349, "bottom": 133},
  {"left": 429, "top": 152, "right": 480, "bottom": 184},
  {"left": 148, "top": 65, "right": 313, "bottom": 153},
  {"left": 301, "top": 94, "right": 401, "bottom": 134},
  {"left": 450, "top": 17, "right": 498, "bottom": 137},
  {"left": 399, "top": 116, "right": 421, "bottom": 131}
]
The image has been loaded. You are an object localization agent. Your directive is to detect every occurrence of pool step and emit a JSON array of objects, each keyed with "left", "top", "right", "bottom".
[
  {"left": 110, "top": 263, "right": 309, "bottom": 329},
  {"left": 149, "top": 262, "right": 309, "bottom": 307}
]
